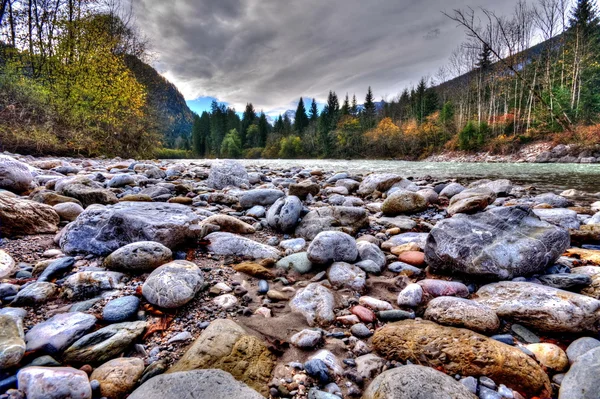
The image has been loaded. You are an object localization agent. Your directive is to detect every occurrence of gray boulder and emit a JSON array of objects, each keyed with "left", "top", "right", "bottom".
[
  {"left": 104, "top": 241, "right": 173, "bottom": 273},
  {"left": 128, "top": 369, "right": 263, "bottom": 399},
  {"left": 363, "top": 365, "right": 477, "bottom": 399},
  {"left": 447, "top": 186, "right": 496, "bottom": 215},
  {"left": 18, "top": 366, "right": 92, "bottom": 399},
  {"left": 142, "top": 261, "right": 204, "bottom": 308},
  {"left": 0, "top": 158, "right": 33, "bottom": 193},
  {"left": 307, "top": 231, "right": 358, "bottom": 264},
  {"left": 107, "top": 174, "right": 135, "bottom": 188},
  {"left": 357, "top": 173, "right": 404, "bottom": 196},
  {"left": 56, "top": 176, "right": 118, "bottom": 207},
  {"left": 60, "top": 202, "right": 201, "bottom": 256},
  {"left": 62, "top": 271, "right": 124, "bottom": 299},
  {"left": 559, "top": 346, "right": 600, "bottom": 399},
  {"left": 25, "top": 312, "right": 96, "bottom": 354},
  {"left": 12, "top": 282, "right": 57, "bottom": 306},
  {"left": 356, "top": 241, "right": 386, "bottom": 273},
  {"left": 205, "top": 232, "right": 281, "bottom": 259},
  {"left": 266, "top": 196, "right": 303, "bottom": 232},
  {"left": 103, "top": 296, "right": 140, "bottom": 322},
  {"left": 382, "top": 190, "right": 427, "bottom": 215},
  {"left": 439, "top": 182, "right": 465, "bottom": 198},
  {"left": 566, "top": 337, "right": 600, "bottom": 365},
  {"left": 295, "top": 206, "right": 368, "bottom": 240},
  {"left": 53, "top": 202, "right": 84, "bottom": 221},
  {"left": 425, "top": 206, "right": 570, "bottom": 280},
  {"left": 239, "top": 189, "right": 284, "bottom": 208},
  {"left": 533, "top": 193, "right": 572, "bottom": 207},
  {"left": 533, "top": 208, "right": 581, "bottom": 229},
  {"left": 475, "top": 282, "right": 600, "bottom": 333},
  {"left": 206, "top": 160, "right": 249, "bottom": 189}
]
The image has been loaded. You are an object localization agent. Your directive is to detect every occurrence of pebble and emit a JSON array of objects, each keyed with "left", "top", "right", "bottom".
[
  {"left": 511, "top": 324, "right": 540, "bottom": 344},
  {"left": 350, "top": 323, "right": 372, "bottom": 338}
]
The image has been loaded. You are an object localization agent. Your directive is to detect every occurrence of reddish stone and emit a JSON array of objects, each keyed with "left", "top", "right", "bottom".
[
  {"left": 418, "top": 279, "right": 469, "bottom": 298},
  {"left": 351, "top": 305, "right": 376, "bottom": 323},
  {"left": 397, "top": 251, "right": 426, "bottom": 267}
]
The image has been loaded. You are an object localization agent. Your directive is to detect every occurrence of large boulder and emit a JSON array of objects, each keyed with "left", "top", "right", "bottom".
[
  {"left": 104, "top": 241, "right": 173, "bottom": 273},
  {"left": 0, "top": 158, "right": 33, "bottom": 193},
  {"left": 25, "top": 312, "right": 97, "bottom": 354},
  {"left": 474, "top": 282, "right": 600, "bottom": 333},
  {"left": 307, "top": 231, "right": 358, "bottom": 264},
  {"left": 363, "top": 365, "right": 477, "bottom": 399},
  {"left": 0, "top": 196, "right": 59, "bottom": 236},
  {"left": 266, "top": 196, "right": 303, "bottom": 232},
  {"left": 142, "top": 261, "right": 204, "bottom": 308},
  {"left": 559, "top": 346, "right": 600, "bottom": 399},
  {"left": 60, "top": 202, "right": 201, "bottom": 256},
  {"left": 357, "top": 173, "right": 405, "bottom": 196},
  {"left": 128, "top": 369, "right": 263, "bottom": 399},
  {"left": 167, "top": 319, "right": 274, "bottom": 396},
  {"left": 381, "top": 190, "right": 427, "bottom": 215},
  {"left": 56, "top": 176, "right": 118, "bottom": 207},
  {"left": 17, "top": 367, "right": 92, "bottom": 399},
  {"left": 90, "top": 357, "right": 145, "bottom": 399},
  {"left": 295, "top": 206, "right": 369, "bottom": 240},
  {"left": 372, "top": 319, "right": 551, "bottom": 398},
  {"left": 533, "top": 208, "right": 581, "bottom": 229},
  {"left": 239, "top": 189, "right": 284, "bottom": 208},
  {"left": 206, "top": 160, "right": 249, "bottom": 189},
  {"left": 425, "top": 206, "right": 570, "bottom": 280},
  {"left": 290, "top": 283, "right": 335, "bottom": 326},
  {"left": 205, "top": 232, "right": 281, "bottom": 259},
  {"left": 447, "top": 186, "right": 496, "bottom": 215}
]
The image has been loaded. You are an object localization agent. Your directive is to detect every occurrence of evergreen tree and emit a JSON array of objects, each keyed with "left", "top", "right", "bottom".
[
  {"left": 363, "top": 86, "right": 376, "bottom": 128},
  {"left": 274, "top": 115, "right": 284, "bottom": 133},
  {"left": 351, "top": 94, "right": 358, "bottom": 116},
  {"left": 192, "top": 111, "right": 210, "bottom": 156},
  {"left": 341, "top": 93, "right": 350, "bottom": 115},
  {"left": 569, "top": 0, "right": 600, "bottom": 39},
  {"left": 294, "top": 97, "right": 309, "bottom": 133},
  {"left": 475, "top": 44, "right": 493, "bottom": 70},
  {"left": 415, "top": 78, "right": 427, "bottom": 123},
  {"left": 241, "top": 103, "right": 257, "bottom": 148},
  {"left": 283, "top": 113, "right": 293, "bottom": 134},
  {"left": 309, "top": 98, "right": 319, "bottom": 121},
  {"left": 258, "top": 112, "right": 269, "bottom": 147},
  {"left": 209, "top": 101, "right": 227, "bottom": 154}
]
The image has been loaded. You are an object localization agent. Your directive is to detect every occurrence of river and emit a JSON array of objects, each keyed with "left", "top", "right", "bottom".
[{"left": 184, "top": 159, "right": 600, "bottom": 198}]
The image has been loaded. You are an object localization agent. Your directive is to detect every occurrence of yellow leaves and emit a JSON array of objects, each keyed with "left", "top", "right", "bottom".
[{"left": 365, "top": 117, "right": 401, "bottom": 141}]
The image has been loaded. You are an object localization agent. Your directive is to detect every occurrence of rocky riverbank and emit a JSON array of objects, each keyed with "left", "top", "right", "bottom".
[{"left": 0, "top": 152, "right": 599, "bottom": 399}]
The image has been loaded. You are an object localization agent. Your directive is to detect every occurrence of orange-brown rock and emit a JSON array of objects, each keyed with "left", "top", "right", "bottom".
[
  {"left": 390, "top": 242, "right": 421, "bottom": 256},
  {"left": 372, "top": 319, "right": 551, "bottom": 398},
  {"left": 351, "top": 305, "right": 376, "bottom": 323},
  {"left": 397, "top": 251, "right": 425, "bottom": 267},
  {"left": 233, "top": 262, "right": 274, "bottom": 279}
]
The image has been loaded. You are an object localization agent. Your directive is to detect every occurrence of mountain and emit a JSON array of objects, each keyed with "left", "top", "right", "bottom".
[
  {"left": 283, "top": 109, "right": 296, "bottom": 123},
  {"left": 124, "top": 55, "right": 194, "bottom": 148}
]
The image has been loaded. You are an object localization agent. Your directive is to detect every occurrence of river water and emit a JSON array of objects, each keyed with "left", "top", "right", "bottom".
[{"left": 187, "top": 159, "right": 600, "bottom": 197}]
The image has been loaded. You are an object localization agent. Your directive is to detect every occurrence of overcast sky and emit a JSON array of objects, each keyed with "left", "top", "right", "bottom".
[{"left": 133, "top": 0, "right": 524, "bottom": 116}]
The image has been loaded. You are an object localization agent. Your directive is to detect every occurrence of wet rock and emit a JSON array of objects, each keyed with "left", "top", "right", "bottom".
[
  {"left": 447, "top": 186, "right": 496, "bottom": 215},
  {"left": 363, "top": 365, "right": 477, "bottom": 399},
  {"left": 206, "top": 160, "right": 249, "bottom": 189},
  {"left": 381, "top": 190, "right": 427, "bottom": 215},
  {"left": 0, "top": 315, "right": 25, "bottom": 369},
  {"left": 290, "top": 283, "right": 335, "bottom": 326},
  {"left": 475, "top": 282, "right": 600, "bottom": 333},
  {"left": 307, "top": 231, "right": 358, "bottom": 264},
  {"left": 142, "top": 261, "right": 203, "bottom": 308},
  {"left": 566, "top": 337, "right": 600, "bottom": 365},
  {"left": 533, "top": 208, "right": 580, "bottom": 229},
  {"left": 0, "top": 250, "right": 16, "bottom": 279},
  {"left": 0, "top": 158, "right": 33, "bottom": 193},
  {"left": 56, "top": 176, "right": 118, "bottom": 207},
  {"left": 90, "top": 357, "right": 145, "bottom": 399},
  {"left": 104, "top": 241, "right": 173, "bottom": 273},
  {"left": 295, "top": 206, "right": 369, "bottom": 240},
  {"left": 290, "top": 329, "right": 323, "bottom": 349},
  {"left": 129, "top": 369, "right": 263, "bottom": 399},
  {"left": 53, "top": 202, "right": 84, "bottom": 221},
  {"left": 60, "top": 202, "right": 201, "bottom": 256},
  {"left": 63, "top": 271, "right": 124, "bottom": 299},
  {"left": 424, "top": 297, "right": 500, "bottom": 334},
  {"left": 63, "top": 321, "right": 147, "bottom": 364},
  {"left": 12, "top": 282, "right": 57, "bottom": 306},
  {"left": 559, "top": 346, "right": 600, "bottom": 399},
  {"left": 357, "top": 173, "right": 405, "bottom": 196},
  {"left": 276, "top": 252, "right": 313, "bottom": 274},
  {"left": 372, "top": 320, "right": 551, "bottom": 397},
  {"left": 327, "top": 262, "right": 366, "bottom": 291},
  {"left": 17, "top": 367, "right": 91, "bottom": 399},
  {"left": 206, "top": 232, "right": 281, "bottom": 259},
  {"left": 425, "top": 206, "right": 570, "bottom": 280},
  {"left": 526, "top": 343, "right": 568, "bottom": 372},
  {"left": 266, "top": 196, "right": 303, "bottom": 232},
  {"left": 538, "top": 273, "right": 591, "bottom": 291},
  {"left": 167, "top": 319, "right": 275, "bottom": 396},
  {"left": 0, "top": 196, "right": 59, "bottom": 236},
  {"left": 25, "top": 312, "right": 96, "bottom": 354},
  {"left": 239, "top": 189, "right": 284, "bottom": 208},
  {"left": 37, "top": 256, "right": 75, "bottom": 282},
  {"left": 103, "top": 296, "right": 140, "bottom": 322}
]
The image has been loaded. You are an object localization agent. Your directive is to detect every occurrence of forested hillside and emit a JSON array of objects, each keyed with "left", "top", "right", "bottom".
[
  {"left": 192, "top": 0, "right": 600, "bottom": 160},
  {"left": 0, "top": 0, "right": 192, "bottom": 157}
]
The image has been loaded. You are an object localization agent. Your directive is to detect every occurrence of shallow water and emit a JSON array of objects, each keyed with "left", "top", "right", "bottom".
[{"left": 185, "top": 159, "right": 600, "bottom": 198}]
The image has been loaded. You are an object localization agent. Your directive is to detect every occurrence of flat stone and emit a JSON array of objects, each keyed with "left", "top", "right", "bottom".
[
  {"left": 12, "top": 282, "right": 57, "bottom": 306},
  {"left": 90, "top": 357, "right": 145, "bottom": 399},
  {"left": 206, "top": 232, "right": 281, "bottom": 259},
  {"left": 533, "top": 208, "right": 581, "bottom": 229},
  {"left": 103, "top": 296, "right": 140, "bottom": 322},
  {"left": 239, "top": 189, "right": 284, "bottom": 208},
  {"left": 17, "top": 367, "right": 91, "bottom": 399},
  {"left": 424, "top": 296, "right": 500, "bottom": 334},
  {"left": 382, "top": 190, "right": 427, "bottom": 215},
  {"left": 25, "top": 312, "right": 97, "bottom": 354}
]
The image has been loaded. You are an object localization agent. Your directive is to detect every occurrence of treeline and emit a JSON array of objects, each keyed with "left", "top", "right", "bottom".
[
  {"left": 192, "top": 0, "right": 600, "bottom": 159},
  {"left": 0, "top": 0, "right": 192, "bottom": 157}
]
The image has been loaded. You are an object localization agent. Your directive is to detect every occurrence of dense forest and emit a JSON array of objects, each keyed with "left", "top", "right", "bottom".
[
  {"left": 192, "top": 0, "right": 600, "bottom": 159},
  {"left": 0, "top": 0, "right": 193, "bottom": 157},
  {"left": 0, "top": 0, "right": 599, "bottom": 159}
]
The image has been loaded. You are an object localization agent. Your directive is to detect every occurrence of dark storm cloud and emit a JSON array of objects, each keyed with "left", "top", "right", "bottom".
[{"left": 133, "top": 0, "right": 521, "bottom": 113}]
